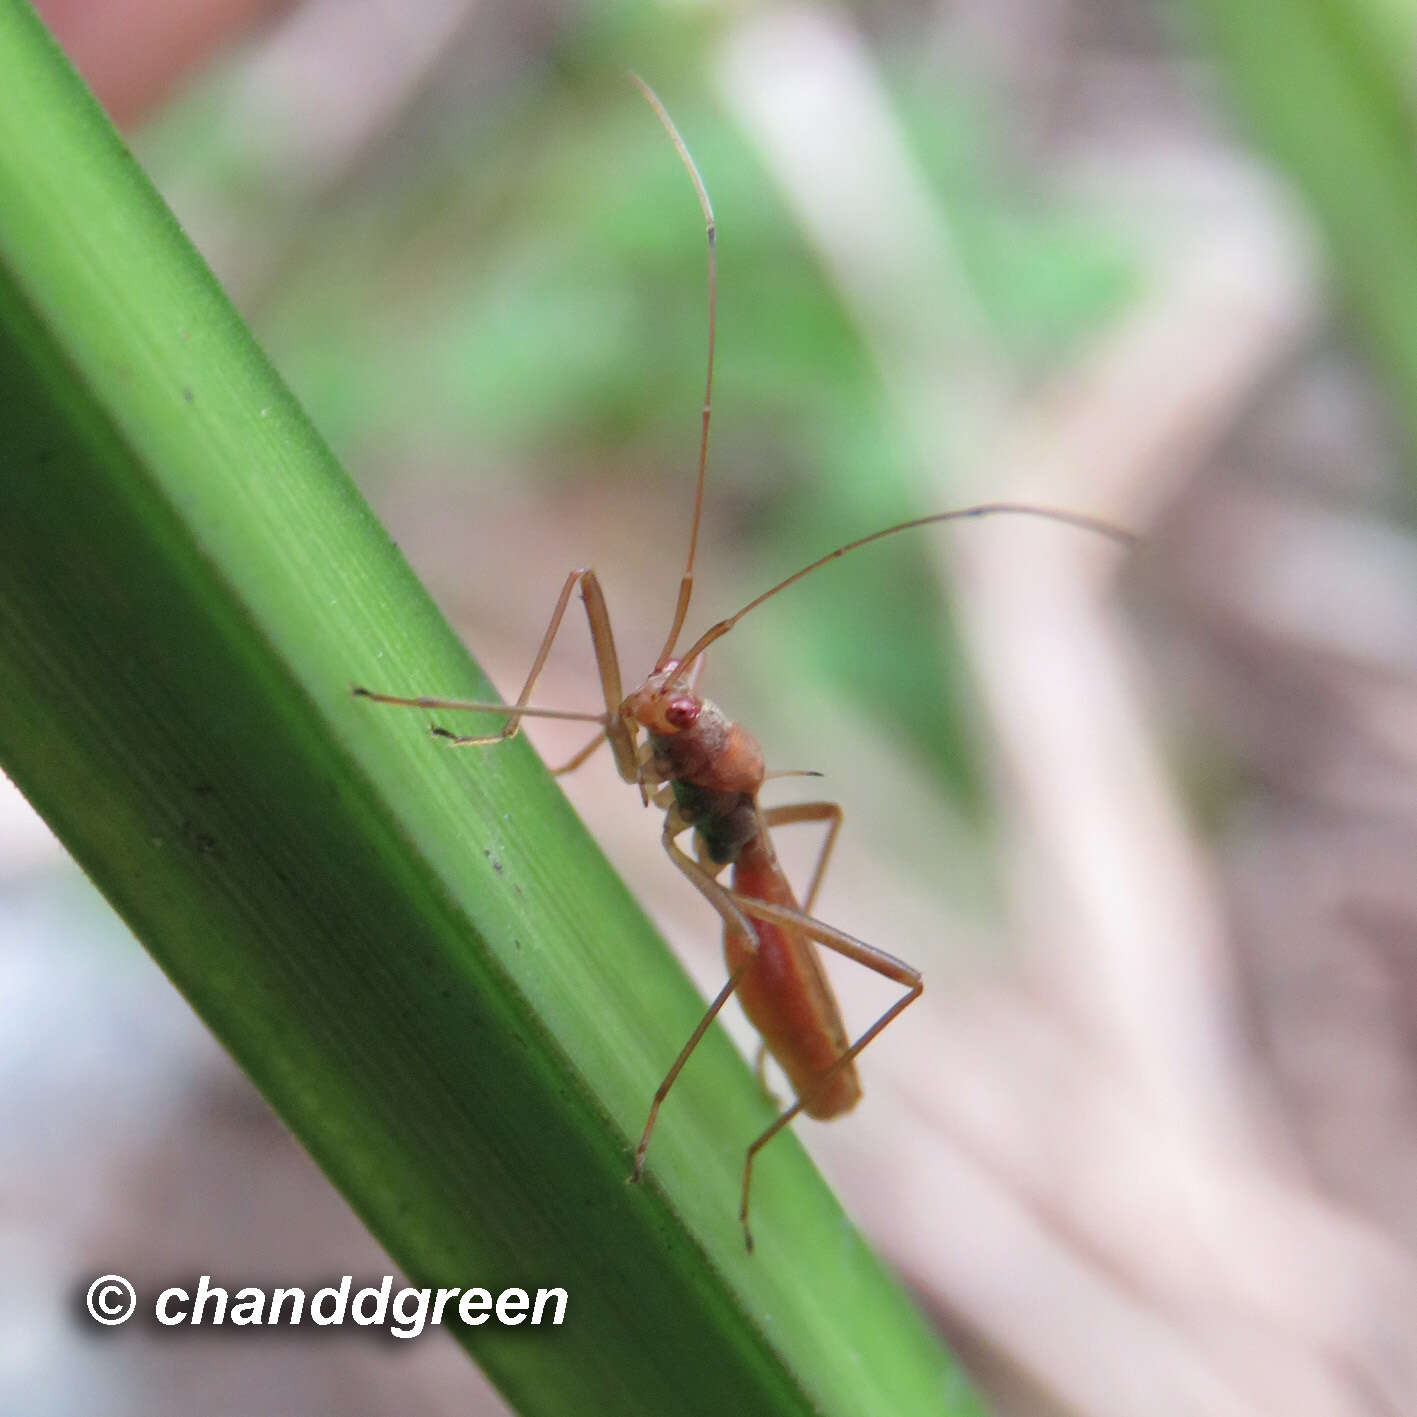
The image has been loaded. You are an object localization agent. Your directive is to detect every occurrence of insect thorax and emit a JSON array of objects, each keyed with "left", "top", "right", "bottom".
[{"left": 669, "top": 778, "right": 758, "bottom": 866}]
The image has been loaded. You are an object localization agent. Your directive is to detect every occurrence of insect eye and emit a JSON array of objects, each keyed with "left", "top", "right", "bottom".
[{"left": 666, "top": 697, "right": 700, "bottom": 729}]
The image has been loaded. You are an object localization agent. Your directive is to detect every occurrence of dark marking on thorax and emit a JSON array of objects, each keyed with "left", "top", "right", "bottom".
[{"left": 667, "top": 774, "right": 759, "bottom": 866}]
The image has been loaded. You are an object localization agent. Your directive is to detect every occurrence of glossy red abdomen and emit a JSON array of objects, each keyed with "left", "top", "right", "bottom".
[{"left": 726, "top": 835, "right": 860, "bottom": 1119}]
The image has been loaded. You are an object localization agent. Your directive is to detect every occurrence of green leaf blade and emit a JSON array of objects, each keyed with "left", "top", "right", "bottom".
[{"left": 0, "top": 5, "right": 972, "bottom": 1414}]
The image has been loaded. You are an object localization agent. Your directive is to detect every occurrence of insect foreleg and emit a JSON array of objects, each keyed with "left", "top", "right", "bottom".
[
  {"left": 436, "top": 569, "right": 635, "bottom": 776},
  {"left": 549, "top": 727, "right": 611, "bottom": 776},
  {"left": 355, "top": 567, "right": 638, "bottom": 780}
]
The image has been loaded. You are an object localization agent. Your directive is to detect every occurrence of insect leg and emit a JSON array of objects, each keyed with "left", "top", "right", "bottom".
[
  {"left": 356, "top": 568, "right": 638, "bottom": 781},
  {"left": 573, "top": 569, "right": 638, "bottom": 782},
  {"left": 722, "top": 891, "right": 922, "bottom": 1251},
  {"left": 629, "top": 968, "right": 747, "bottom": 1185},
  {"left": 435, "top": 570, "right": 626, "bottom": 760},
  {"left": 758, "top": 800, "right": 843, "bottom": 915},
  {"left": 549, "top": 726, "right": 610, "bottom": 777},
  {"left": 629, "top": 812, "right": 764, "bottom": 1184}
]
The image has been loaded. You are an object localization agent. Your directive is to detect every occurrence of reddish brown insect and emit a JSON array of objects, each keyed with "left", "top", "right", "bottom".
[{"left": 355, "top": 78, "right": 1134, "bottom": 1250}]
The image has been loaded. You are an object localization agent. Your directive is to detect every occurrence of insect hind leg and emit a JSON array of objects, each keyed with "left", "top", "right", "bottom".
[
  {"left": 724, "top": 889, "right": 922, "bottom": 1253},
  {"left": 629, "top": 812, "right": 764, "bottom": 1186},
  {"left": 759, "top": 800, "right": 843, "bottom": 915}
]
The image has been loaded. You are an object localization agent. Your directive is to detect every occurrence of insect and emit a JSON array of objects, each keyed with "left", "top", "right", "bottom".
[{"left": 354, "top": 78, "right": 1135, "bottom": 1251}]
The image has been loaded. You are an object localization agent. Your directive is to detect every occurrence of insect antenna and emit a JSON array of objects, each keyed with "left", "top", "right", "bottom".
[
  {"left": 676, "top": 502, "right": 1138, "bottom": 670},
  {"left": 629, "top": 74, "right": 718, "bottom": 672}
]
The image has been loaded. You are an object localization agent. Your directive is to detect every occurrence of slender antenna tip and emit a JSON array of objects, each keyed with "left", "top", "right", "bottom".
[{"left": 627, "top": 72, "right": 719, "bottom": 670}]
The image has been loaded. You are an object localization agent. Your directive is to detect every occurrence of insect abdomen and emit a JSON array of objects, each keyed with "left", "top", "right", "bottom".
[{"left": 726, "top": 837, "right": 860, "bottom": 1119}]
